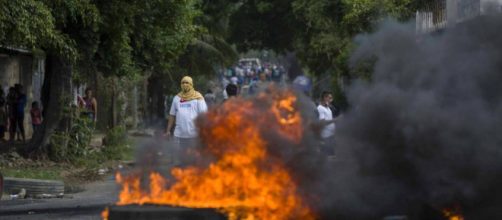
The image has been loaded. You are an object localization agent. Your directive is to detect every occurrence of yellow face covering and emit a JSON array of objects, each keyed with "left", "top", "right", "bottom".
[{"left": 177, "top": 76, "right": 203, "bottom": 101}]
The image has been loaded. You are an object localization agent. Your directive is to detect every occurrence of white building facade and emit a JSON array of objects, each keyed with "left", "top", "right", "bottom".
[{"left": 416, "top": 0, "right": 502, "bottom": 34}]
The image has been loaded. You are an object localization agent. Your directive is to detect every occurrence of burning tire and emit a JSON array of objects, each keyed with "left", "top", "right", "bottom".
[
  {"left": 108, "top": 205, "right": 226, "bottom": 220},
  {"left": 3, "top": 177, "right": 64, "bottom": 197}
]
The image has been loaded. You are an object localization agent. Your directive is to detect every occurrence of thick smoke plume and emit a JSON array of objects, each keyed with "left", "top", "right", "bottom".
[
  {"left": 313, "top": 15, "right": 502, "bottom": 219},
  {"left": 128, "top": 15, "right": 502, "bottom": 220}
]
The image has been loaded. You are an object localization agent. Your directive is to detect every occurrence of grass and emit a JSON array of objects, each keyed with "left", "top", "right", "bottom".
[
  {"left": 1, "top": 166, "right": 66, "bottom": 180},
  {"left": 0, "top": 144, "right": 133, "bottom": 182},
  {"left": 0, "top": 127, "right": 133, "bottom": 185}
]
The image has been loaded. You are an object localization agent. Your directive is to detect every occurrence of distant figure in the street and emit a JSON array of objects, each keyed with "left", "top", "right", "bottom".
[
  {"left": 225, "top": 84, "right": 238, "bottom": 99},
  {"left": 30, "top": 101, "right": 42, "bottom": 133},
  {"left": 317, "top": 91, "right": 336, "bottom": 156},
  {"left": 0, "top": 89, "right": 5, "bottom": 141},
  {"left": 0, "top": 102, "right": 6, "bottom": 141},
  {"left": 166, "top": 76, "right": 208, "bottom": 165},
  {"left": 291, "top": 75, "right": 318, "bottom": 123},
  {"left": 230, "top": 76, "right": 239, "bottom": 86},
  {"left": 13, "top": 84, "right": 26, "bottom": 143},
  {"left": 0, "top": 89, "right": 5, "bottom": 108},
  {"left": 204, "top": 89, "right": 216, "bottom": 107},
  {"left": 271, "top": 65, "right": 282, "bottom": 82},
  {"left": 6, "top": 87, "right": 16, "bottom": 142},
  {"left": 250, "top": 72, "right": 269, "bottom": 94},
  {"left": 78, "top": 88, "right": 98, "bottom": 124}
]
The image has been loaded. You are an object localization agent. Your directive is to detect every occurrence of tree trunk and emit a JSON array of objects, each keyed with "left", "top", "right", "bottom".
[
  {"left": 147, "top": 75, "right": 166, "bottom": 128},
  {"left": 110, "top": 77, "right": 117, "bottom": 128},
  {"left": 132, "top": 85, "right": 138, "bottom": 129},
  {"left": 25, "top": 55, "right": 72, "bottom": 155}
]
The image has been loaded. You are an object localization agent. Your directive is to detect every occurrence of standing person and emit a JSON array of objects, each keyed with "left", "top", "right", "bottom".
[
  {"left": 317, "top": 91, "right": 336, "bottom": 156},
  {"left": 0, "top": 102, "right": 6, "bottom": 141},
  {"left": 250, "top": 72, "right": 269, "bottom": 95},
  {"left": 225, "top": 84, "right": 238, "bottom": 99},
  {"left": 78, "top": 88, "right": 98, "bottom": 125},
  {"left": 204, "top": 89, "right": 216, "bottom": 107},
  {"left": 30, "top": 101, "right": 42, "bottom": 133},
  {"left": 6, "top": 87, "right": 16, "bottom": 142},
  {"left": 165, "top": 76, "right": 208, "bottom": 165},
  {"left": 0, "top": 88, "right": 5, "bottom": 108},
  {"left": 14, "top": 84, "right": 27, "bottom": 143},
  {"left": 0, "top": 89, "right": 5, "bottom": 141}
]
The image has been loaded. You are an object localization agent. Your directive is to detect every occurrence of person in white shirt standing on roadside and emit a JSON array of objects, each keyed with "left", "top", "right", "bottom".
[
  {"left": 166, "top": 76, "right": 208, "bottom": 165},
  {"left": 317, "top": 91, "right": 336, "bottom": 156}
]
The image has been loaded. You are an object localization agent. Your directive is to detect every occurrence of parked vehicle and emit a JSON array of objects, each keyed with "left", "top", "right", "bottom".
[{"left": 239, "top": 58, "right": 261, "bottom": 68}]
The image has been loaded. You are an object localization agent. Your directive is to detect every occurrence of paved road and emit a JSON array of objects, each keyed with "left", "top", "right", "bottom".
[
  {"left": 0, "top": 178, "right": 118, "bottom": 220},
  {"left": 0, "top": 134, "right": 168, "bottom": 220}
]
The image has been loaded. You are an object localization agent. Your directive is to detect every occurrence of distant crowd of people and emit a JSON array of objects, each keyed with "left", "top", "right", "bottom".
[
  {"left": 166, "top": 72, "right": 339, "bottom": 163},
  {"left": 220, "top": 62, "right": 285, "bottom": 98},
  {"left": 0, "top": 84, "right": 41, "bottom": 143}
]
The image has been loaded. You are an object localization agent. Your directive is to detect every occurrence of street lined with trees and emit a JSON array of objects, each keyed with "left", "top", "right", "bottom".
[{"left": 2, "top": 1, "right": 501, "bottom": 220}]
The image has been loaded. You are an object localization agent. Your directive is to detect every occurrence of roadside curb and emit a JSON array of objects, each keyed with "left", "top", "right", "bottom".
[
  {"left": 0, "top": 202, "right": 111, "bottom": 216},
  {"left": 3, "top": 177, "right": 64, "bottom": 198}
]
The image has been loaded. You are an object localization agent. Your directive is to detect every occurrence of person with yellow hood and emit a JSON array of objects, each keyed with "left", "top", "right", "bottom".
[
  {"left": 166, "top": 76, "right": 208, "bottom": 138},
  {"left": 166, "top": 76, "right": 208, "bottom": 165}
]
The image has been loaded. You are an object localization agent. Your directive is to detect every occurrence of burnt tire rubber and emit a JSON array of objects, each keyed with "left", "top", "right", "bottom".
[
  {"left": 3, "top": 177, "right": 64, "bottom": 197},
  {"left": 108, "top": 205, "right": 227, "bottom": 220}
]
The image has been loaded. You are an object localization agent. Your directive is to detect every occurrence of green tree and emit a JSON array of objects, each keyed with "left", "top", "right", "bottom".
[
  {"left": 178, "top": 0, "right": 240, "bottom": 77},
  {"left": 228, "top": 0, "right": 302, "bottom": 52},
  {"left": 0, "top": 0, "right": 198, "bottom": 155},
  {"left": 227, "top": 0, "right": 417, "bottom": 106}
]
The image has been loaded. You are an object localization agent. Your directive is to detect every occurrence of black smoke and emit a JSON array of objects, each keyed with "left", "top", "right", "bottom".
[{"left": 310, "top": 15, "right": 502, "bottom": 219}]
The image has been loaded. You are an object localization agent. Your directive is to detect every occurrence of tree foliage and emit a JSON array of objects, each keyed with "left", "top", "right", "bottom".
[
  {"left": 0, "top": 0, "right": 198, "bottom": 78},
  {"left": 177, "top": 0, "right": 240, "bottom": 77},
  {"left": 0, "top": 0, "right": 199, "bottom": 154},
  {"left": 228, "top": 0, "right": 418, "bottom": 79},
  {"left": 228, "top": 0, "right": 301, "bottom": 52}
]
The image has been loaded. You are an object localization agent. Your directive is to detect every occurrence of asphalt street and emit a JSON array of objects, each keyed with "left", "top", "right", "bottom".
[{"left": 0, "top": 178, "right": 118, "bottom": 220}]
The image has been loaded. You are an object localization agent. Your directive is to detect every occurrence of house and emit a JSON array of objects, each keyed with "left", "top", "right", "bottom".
[{"left": 416, "top": 0, "right": 502, "bottom": 34}]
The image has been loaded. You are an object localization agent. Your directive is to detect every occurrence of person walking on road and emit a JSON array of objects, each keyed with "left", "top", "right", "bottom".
[
  {"left": 166, "top": 76, "right": 208, "bottom": 165},
  {"left": 317, "top": 91, "right": 336, "bottom": 156},
  {"left": 225, "top": 84, "right": 238, "bottom": 100},
  {"left": 204, "top": 89, "right": 216, "bottom": 107}
]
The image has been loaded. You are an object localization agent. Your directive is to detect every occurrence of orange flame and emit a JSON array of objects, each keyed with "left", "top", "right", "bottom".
[
  {"left": 101, "top": 207, "right": 109, "bottom": 220},
  {"left": 114, "top": 90, "right": 315, "bottom": 220},
  {"left": 443, "top": 208, "right": 464, "bottom": 220}
]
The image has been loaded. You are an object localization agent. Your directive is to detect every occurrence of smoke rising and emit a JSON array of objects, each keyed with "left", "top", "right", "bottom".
[
  {"left": 126, "top": 15, "right": 502, "bottom": 220},
  {"left": 313, "top": 15, "right": 502, "bottom": 219}
]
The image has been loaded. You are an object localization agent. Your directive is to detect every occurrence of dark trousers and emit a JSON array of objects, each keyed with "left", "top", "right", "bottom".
[
  {"left": 320, "top": 136, "right": 335, "bottom": 156},
  {"left": 0, "top": 125, "right": 5, "bottom": 139},
  {"left": 9, "top": 115, "right": 25, "bottom": 140},
  {"left": 172, "top": 137, "right": 199, "bottom": 166}
]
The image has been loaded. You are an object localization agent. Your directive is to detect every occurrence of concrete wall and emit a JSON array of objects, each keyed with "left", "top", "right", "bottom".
[{"left": 0, "top": 56, "right": 20, "bottom": 91}]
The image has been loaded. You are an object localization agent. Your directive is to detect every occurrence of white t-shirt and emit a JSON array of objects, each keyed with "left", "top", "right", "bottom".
[
  {"left": 230, "top": 76, "right": 238, "bottom": 85},
  {"left": 317, "top": 104, "right": 335, "bottom": 139},
  {"left": 169, "top": 96, "right": 208, "bottom": 138}
]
